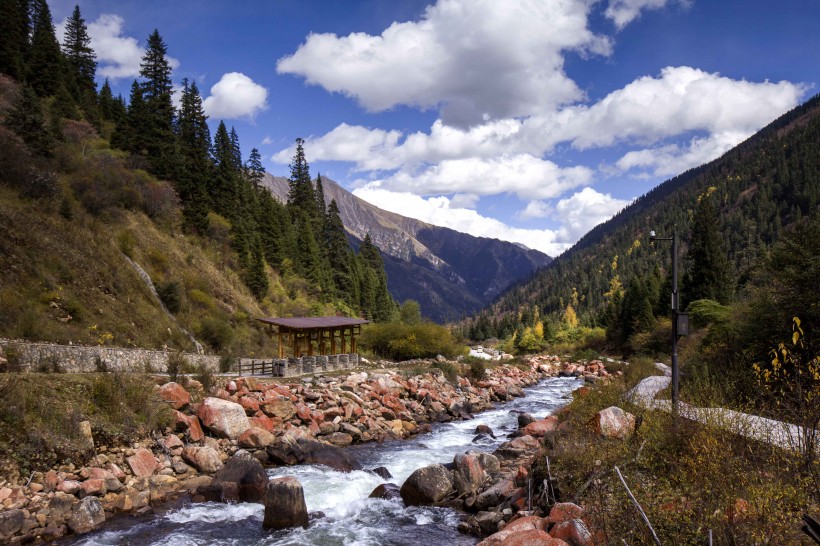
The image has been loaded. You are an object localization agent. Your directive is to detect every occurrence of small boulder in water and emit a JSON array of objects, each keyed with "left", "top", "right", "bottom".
[
  {"left": 400, "top": 464, "right": 454, "bottom": 506},
  {"left": 474, "top": 424, "right": 495, "bottom": 438},
  {"left": 517, "top": 413, "right": 536, "bottom": 428},
  {"left": 204, "top": 450, "right": 268, "bottom": 503},
  {"left": 370, "top": 466, "right": 393, "bottom": 479},
  {"left": 263, "top": 477, "right": 309, "bottom": 531},
  {"left": 369, "top": 483, "right": 402, "bottom": 500}
]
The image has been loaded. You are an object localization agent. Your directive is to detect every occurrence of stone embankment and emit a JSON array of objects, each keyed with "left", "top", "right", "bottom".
[{"left": 0, "top": 355, "right": 616, "bottom": 543}]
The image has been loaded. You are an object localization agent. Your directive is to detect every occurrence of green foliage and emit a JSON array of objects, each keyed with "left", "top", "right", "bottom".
[
  {"left": 197, "top": 316, "right": 234, "bottom": 351},
  {"left": 117, "top": 230, "right": 136, "bottom": 258},
  {"left": 360, "top": 321, "right": 466, "bottom": 361},
  {"left": 194, "top": 363, "right": 215, "bottom": 394},
  {"left": 466, "top": 358, "right": 487, "bottom": 380},
  {"left": 685, "top": 189, "right": 733, "bottom": 304},
  {"left": 157, "top": 280, "right": 182, "bottom": 313},
  {"left": 431, "top": 360, "right": 459, "bottom": 383}
]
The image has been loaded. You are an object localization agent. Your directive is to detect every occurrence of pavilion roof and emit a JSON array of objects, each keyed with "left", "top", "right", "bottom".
[{"left": 257, "top": 316, "right": 370, "bottom": 330}]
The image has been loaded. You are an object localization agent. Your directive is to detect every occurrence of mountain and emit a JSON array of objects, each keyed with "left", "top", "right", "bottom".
[
  {"left": 486, "top": 92, "right": 820, "bottom": 325},
  {"left": 262, "top": 175, "right": 551, "bottom": 322}
]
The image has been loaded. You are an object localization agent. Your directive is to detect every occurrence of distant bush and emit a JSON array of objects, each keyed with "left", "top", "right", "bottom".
[
  {"left": 466, "top": 358, "right": 487, "bottom": 380},
  {"left": 432, "top": 361, "right": 459, "bottom": 383},
  {"left": 360, "top": 321, "right": 466, "bottom": 361},
  {"left": 117, "top": 230, "right": 136, "bottom": 258},
  {"left": 157, "top": 280, "right": 182, "bottom": 313},
  {"left": 198, "top": 316, "right": 234, "bottom": 351},
  {"left": 194, "top": 363, "right": 215, "bottom": 394},
  {"left": 166, "top": 351, "right": 189, "bottom": 383},
  {"left": 188, "top": 288, "right": 215, "bottom": 310}
]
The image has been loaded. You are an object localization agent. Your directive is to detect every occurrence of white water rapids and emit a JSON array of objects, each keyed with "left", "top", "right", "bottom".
[{"left": 69, "top": 377, "right": 581, "bottom": 546}]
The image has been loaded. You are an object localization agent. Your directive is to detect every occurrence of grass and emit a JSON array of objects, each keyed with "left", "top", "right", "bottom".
[
  {"left": 533, "top": 356, "right": 819, "bottom": 545},
  {"left": 0, "top": 372, "right": 173, "bottom": 478}
]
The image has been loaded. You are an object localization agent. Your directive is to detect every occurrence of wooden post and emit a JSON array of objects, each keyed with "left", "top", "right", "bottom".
[
  {"left": 307, "top": 331, "right": 314, "bottom": 356},
  {"left": 278, "top": 330, "right": 284, "bottom": 359},
  {"left": 351, "top": 328, "right": 357, "bottom": 353},
  {"left": 341, "top": 327, "right": 347, "bottom": 353},
  {"left": 330, "top": 327, "right": 337, "bottom": 355}
]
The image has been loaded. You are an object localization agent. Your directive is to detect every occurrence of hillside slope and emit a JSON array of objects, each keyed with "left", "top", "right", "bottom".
[
  {"left": 263, "top": 174, "right": 551, "bottom": 321},
  {"left": 489, "top": 92, "right": 820, "bottom": 323}
]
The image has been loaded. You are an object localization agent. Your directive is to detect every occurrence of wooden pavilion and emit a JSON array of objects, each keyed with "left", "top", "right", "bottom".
[{"left": 257, "top": 316, "right": 370, "bottom": 359}]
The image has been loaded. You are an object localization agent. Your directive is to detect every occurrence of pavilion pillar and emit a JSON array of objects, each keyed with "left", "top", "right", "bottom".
[
  {"left": 341, "top": 328, "right": 347, "bottom": 353},
  {"left": 331, "top": 328, "right": 337, "bottom": 354},
  {"left": 278, "top": 330, "right": 284, "bottom": 359}
]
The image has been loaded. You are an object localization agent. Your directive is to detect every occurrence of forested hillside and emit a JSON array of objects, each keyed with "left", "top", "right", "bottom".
[
  {"left": 470, "top": 92, "right": 820, "bottom": 347},
  {"left": 0, "top": 2, "right": 396, "bottom": 353}
]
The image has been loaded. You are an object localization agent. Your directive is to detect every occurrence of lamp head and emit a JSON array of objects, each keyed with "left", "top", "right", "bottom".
[{"left": 649, "top": 230, "right": 656, "bottom": 241}]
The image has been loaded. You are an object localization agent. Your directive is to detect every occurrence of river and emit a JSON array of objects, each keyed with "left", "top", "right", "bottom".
[{"left": 69, "top": 376, "right": 581, "bottom": 546}]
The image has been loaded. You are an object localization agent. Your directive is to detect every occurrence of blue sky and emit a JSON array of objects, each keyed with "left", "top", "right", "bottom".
[{"left": 51, "top": 0, "right": 819, "bottom": 255}]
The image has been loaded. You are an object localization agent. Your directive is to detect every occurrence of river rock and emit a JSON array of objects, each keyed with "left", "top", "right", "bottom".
[
  {"left": 198, "top": 398, "right": 251, "bottom": 439},
  {"left": 267, "top": 437, "right": 361, "bottom": 472},
  {"left": 517, "top": 413, "right": 536, "bottom": 428},
  {"left": 522, "top": 416, "right": 558, "bottom": 437},
  {"left": 182, "top": 446, "right": 224, "bottom": 473},
  {"left": 204, "top": 450, "right": 268, "bottom": 503},
  {"left": 126, "top": 448, "right": 158, "bottom": 478},
  {"left": 0, "top": 509, "right": 24, "bottom": 540},
  {"left": 474, "top": 478, "right": 516, "bottom": 511},
  {"left": 370, "top": 466, "right": 392, "bottom": 479},
  {"left": 368, "top": 483, "right": 402, "bottom": 500},
  {"left": 159, "top": 382, "right": 191, "bottom": 409},
  {"left": 49, "top": 491, "right": 76, "bottom": 518},
  {"left": 547, "top": 502, "right": 584, "bottom": 523},
  {"left": 323, "top": 432, "right": 353, "bottom": 447},
  {"left": 453, "top": 453, "right": 486, "bottom": 495},
  {"left": 400, "top": 464, "right": 454, "bottom": 506},
  {"left": 592, "top": 406, "right": 635, "bottom": 439},
  {"left": 263, "top": 477, "right": 309, "bottom": 530},
  {"left": 474, "top": 424, "right": 496, "bottom": 438},
  {"left": 67, "top": 497, "right": 106, "bottom": 534},
  {"left": 550, "top": 519, "right": 594, "bottom": 546},
  {"left": 238, "top": 427, "right": 277, "bottom": 449},
  {"left": 261, "top": 398, "right": 296, "bottom": 421}
]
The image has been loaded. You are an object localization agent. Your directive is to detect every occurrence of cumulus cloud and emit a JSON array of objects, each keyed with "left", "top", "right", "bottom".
[
  {"left": 604, "top": 0, "right": 682, "bottom": 29},
  {"left": 57, "top": 14, "right": 179, "bottom": 80},
  {"left": 202, "top": 72, "right": 269, "bottom": 120},
  {"left": 352, "top": 187, "right": 568, "bottom": 255},
  {"left": 360, "top": 154, "right": 593, "bottom": 201},
  {"left": 552, "top": 188, "right": 632, "bottom": 241},
  {"left": 277, "top": 0, "right": 611, "bottom": 126},
  {"left": 518, "top": 200, "right": 552, "bottom": 220}
]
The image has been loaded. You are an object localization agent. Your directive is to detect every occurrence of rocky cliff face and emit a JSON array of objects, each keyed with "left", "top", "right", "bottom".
[{"left": 262, "top": 174, "right": 551, "bottom": 322}]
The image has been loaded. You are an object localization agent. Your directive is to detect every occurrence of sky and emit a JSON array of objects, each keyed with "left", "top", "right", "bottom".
[{"left": 50, "top": 0, "right": 820, "bottom": 256}]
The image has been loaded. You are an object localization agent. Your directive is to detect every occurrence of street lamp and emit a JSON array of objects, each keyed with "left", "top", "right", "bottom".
[{"left": 649, "top": 230, "right": 688, "bottom": 413}]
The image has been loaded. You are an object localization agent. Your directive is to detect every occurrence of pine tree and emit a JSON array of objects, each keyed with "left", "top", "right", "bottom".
[
  {"left": 0, "top": 0, "right": 30, "bottom": 79},
  {"left": 61, "top": 5, "right": 96, "bottom": 95},
  {"left": 27, "top": 0, "right": 64, "bottom": 97},
  {"left": 139, "top": 29, "right": 177, "bottom": 178},
  {"left": 244, "top": 237, "right": 269, "bottom": 300},
  {"left": 6, "top": 84, "right": 53, "bottom": 156},
  {"left": 324, "top": 199, "right": 356, "bottom": 307},
  {"left": 358, "top": 234, "right": 396, "bottom": 321},
  {"left": 111, "top": 80, "right": 146, "bottom": 153},
  {"left": 686, "top": 190, "right": 734, "bottom": 304},
  {"left": 246, "top": 147, "right": 264, "bottom": 190},
  {"left": 176, "top": 78, "right": 212, "bottom": 232},
  {"left": 98, "top": 79, "right": 118, "bottom": 121},
  {"left": 286, "top": 137, "right": 316, "bottom": 219},
  {"left": 315, "top": 173, "right": 327, "bottom": 218},
  {"left": 211, "top": 121, "right": 238, "bottom": 218}
]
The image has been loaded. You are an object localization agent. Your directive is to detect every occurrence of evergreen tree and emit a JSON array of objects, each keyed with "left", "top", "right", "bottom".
[
  {"left": 0, "top": 0, "right": 30, "bottom": 79},
  {"left": 324, "top": 199, "right": 356, "bottom": 307},
  {"left": 686, "top": 190, "right": 734, "bottom": 304},
  {"left": 138, "top": 29, "right": 177, "bottom": 178},
  {"left": 246, "top": 147, "right": 264, "bottom": 190},
  {"left": 244, "top": 237, "right": 269, "bottom": 300},
  {"left": 315, "top": 173, "right": 327, "bottom": 218},
  {"left": 98, "top": 79, "right": 119, "bottom": 122},
  {"left": 286, "top": 137, "right": 317, "bottom": 219},
  {"left": 61, "top": 5, "right": 96, "bottom": 95},
  {"left": 176, "top": 78, "right": 212, "bottom": 232},
  {"left": 6, "top": 84, "right": 53, "bottom": 156},
  {"left": 27, "top": 0, "right": 63, "bottom": 97},
  {"left": 211, "top": 121, "right": 238, "bottom": 218},
  {"left": 111, "top": 80, "right": 146, "bottom": 152},
  {"left": 358, "top": 234, "right": 396, "bottom": 321}
]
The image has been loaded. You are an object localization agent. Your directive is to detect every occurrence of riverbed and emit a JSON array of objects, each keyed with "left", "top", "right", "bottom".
[{"left": 68, "top": 376, "right": 581, "bottom": 546}]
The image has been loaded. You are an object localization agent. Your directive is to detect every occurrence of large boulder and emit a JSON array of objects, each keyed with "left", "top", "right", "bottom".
[
  {"left": 263, "top": 477, "right": 309, "bottom": 531},
  {"left": 198, "top": 397, "right": 252, "bottom": 439},
  {"left": 591, "top": 406, "right": 635, "bottom": 439},
  {"left": 203, "top": 450, "right": 268, "bottom": 503},
  {"left": 453, "top": 453, "right": 486, "bottom": 495},
  {"left": 182, "top": 446, "right": 224, "bottom": 473},
  {"left": 266, "top": 437, "right": 361, "bottom": 472},
  {"left": 159, "top": 382, "right": 191, "bottom": 409},
  {"left": 261, "top": 398, "right": 296, "bottom": 421},
  {"left": 517, "top": 413, "right": 536, "bottom": 428},
  {"left": 0, "top": 509, "right": 24, "bottom": 541},
  {"left": 474, "top": 477, "right": 516, "bottom": 511},
  {"left": 400, "top": 464, "right": 454, "bottom": 506},
  {"left": 547, "top": 502, "right": 584, "bottom": 524},
  {"left": 67, "top": 497, "right": 106, "bottom": 534},
  {"left": 238, "top": 427, "right": 277, "bottom": 449}
]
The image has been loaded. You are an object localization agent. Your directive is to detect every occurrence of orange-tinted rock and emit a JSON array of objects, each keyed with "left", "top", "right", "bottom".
[
  {"left": 238, "top": 427, "right": 276, "bottom": 449},
  {"left": 249, "top": 414, "right": 275, "bottom": 433},
  {"left": 550, "top": 519, "right": 594, "bottom": 546},
  {"left": 126, "top": 448, "right": 157, "bottom": 478},
  {"left": 261, "top": 398, "right": 296, "bottom": 421},
  {"left": 79, "top": 478, "right": 106, "bottom": 497},
  {"left": 522, "top": 416, "right": 558, "bottom": 437},
  {"left": 295, "top": 402, "right": 312, "bottom": 421},
  {"left": 591, "top": 406, "right": 635, "bottom": 439},
  {"left": 198, "top": 397, "right": 252, "bottom": 439},
  {"left": 174, "top": 410, "right": 191, "bottom": 432},
  {"left": 159, "top": 382, "right": 191, "bottom": 410},
  {"left": 188, "top": 415, "right": 205, "bottom": 442},
  {"left": 547, "top": 502, "right": 583, "bottom": 524},
  {"left": 239, "top": 396, "right": 260, "bottom": 415}
]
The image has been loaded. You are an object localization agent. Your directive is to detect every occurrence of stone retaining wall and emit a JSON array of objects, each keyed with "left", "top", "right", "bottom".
[
  {"left": 238, "top": 353, "right": 360, "bottom": 377},
  {"left": 0, "top": 338, "right": 220, "bottom": 373}
]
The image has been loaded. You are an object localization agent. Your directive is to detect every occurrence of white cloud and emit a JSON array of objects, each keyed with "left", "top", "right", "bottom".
[
  {"left": 261, "top": 136, "right": 273, "bottom": 146},
  {"left": 202, "top": 72, "right": 269, "bottom": 120},
  {"left": 352, "top": 188, "right": 568, "bottom": 255},
  {"left": 361, "top": 154, "right": 593, "bottom": 201},
  {"left": 56, "top": 14, "right": 180, "bottom": 80},
  {"left": 518, "top": 200, "right": 552, "bottom": 220},
  {"left": 552, "top": 188, "right": 632, "bottom": 241},
  {"left": 604, "top": 0, "right": 682, "bottom": 29},
  {"left": 277, "top": 0, "right": 611, "bottom": 126}
]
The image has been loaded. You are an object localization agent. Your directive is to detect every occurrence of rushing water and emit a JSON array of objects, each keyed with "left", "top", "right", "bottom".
[{"left": 69, "top": 377, "right": 581, "bottom": 546}]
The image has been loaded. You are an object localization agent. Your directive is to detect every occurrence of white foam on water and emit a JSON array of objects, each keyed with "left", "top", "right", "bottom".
[{"left": 165, "top": 501, "right": 263, "bottom": 524}]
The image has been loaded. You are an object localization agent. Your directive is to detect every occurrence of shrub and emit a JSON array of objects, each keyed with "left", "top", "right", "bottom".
[
  {"left": 195, "top": 363, "right": 215, "bottom": 394},
  {"left": 188, "top": 288, "right": 215, "bottom": 310},
  {"left": 117, "top": 230, "right": 136, "bottom": 258},
  {"left": 157, "top": 280, "right": 182, "bottom": 313},
  {"left": 360, "top": 321, "right": 466, "bottom": 361},
  {"left": 166, "top": 351, "right": 188, "bottom": 383},
  {"left": 466, "top": 357, "right": 487, "bottom": 380},
  {"left": 198, "top": 316, "right": 234, "bottom": 351},
  {"left": 432, "top": 361, "right": 459, "bottom": 383}
]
